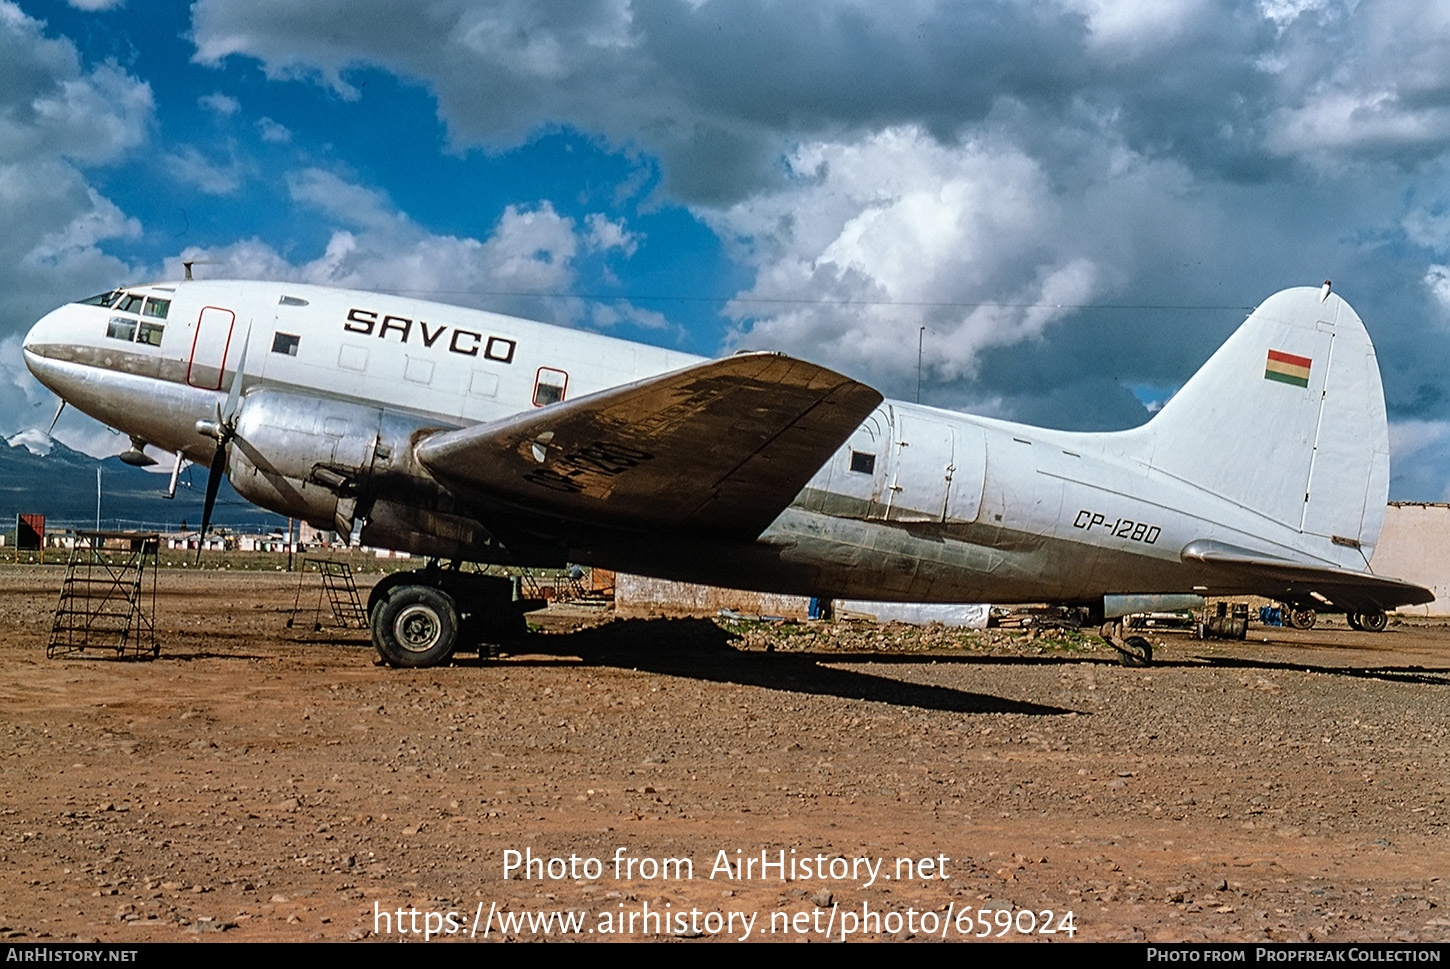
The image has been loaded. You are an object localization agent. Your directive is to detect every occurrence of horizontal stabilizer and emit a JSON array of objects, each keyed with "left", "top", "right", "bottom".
[
  {"left": 1181, "top": 540, "right": 1433, "bottom": 612},
  {"left": 418, "top": 352, "right": 883, "bottom": 539}
]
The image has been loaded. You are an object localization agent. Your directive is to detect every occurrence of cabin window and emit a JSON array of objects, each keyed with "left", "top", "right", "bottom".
[
  {"left": 117, "top": 293, "right": 145, "bottom": 315},
  {"left": 142, "top": 297, "right": 170, "bottom": 320},
  {"left": 106, "top": 317, "right": 136, "bottom": 342},
  {"left": 850, "top": 451, "right": 876, "bottom": 474},
  {"left": 272, "top": 332, "right": 300, "bottom": 356},
  {"left": 136, "top": 321, "right": 165, "bottom": 346},
  {"left": 533, "top": 367, "right": 568, "bottom": 407}
]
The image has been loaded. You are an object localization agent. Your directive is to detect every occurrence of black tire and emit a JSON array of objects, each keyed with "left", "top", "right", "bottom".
[
  {"left": 1118, "top": 635, "right": 1153, "bottom": 668},
  {"left": 368, "top": 570, "right": 420, "bottom": 619},
  {"left": 1359, "top": 609, "right": 1388, "bottom": 633},
  {"left": 372, "top": 585, "right": 459, "bottom": 668},
  {"left": 1289, "top": 606, "right": 1317, "bottom": 630},
  {"left": 1346, "top": 612, "right": 1363, "bottom": 631}
]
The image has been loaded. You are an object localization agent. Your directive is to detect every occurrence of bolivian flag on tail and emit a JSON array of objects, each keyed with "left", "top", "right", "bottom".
[{"left": 1264, "top": 349, "right": 1312, "bottom": 388}]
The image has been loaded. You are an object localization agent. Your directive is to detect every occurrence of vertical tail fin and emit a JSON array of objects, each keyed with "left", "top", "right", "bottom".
[{"left": 1140, "top": 285, "right": 1388, "bottom": 567}]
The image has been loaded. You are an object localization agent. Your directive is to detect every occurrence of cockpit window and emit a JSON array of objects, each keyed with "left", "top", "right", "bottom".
[
  {"left": 77, "top": 290, "right": 122, "bottom": 307},
  {"left": 100, "top": 292, "right": 167, "bottom": 346},
  {"left": 106, "top": 317, "right": 137, "bottom": 342}
]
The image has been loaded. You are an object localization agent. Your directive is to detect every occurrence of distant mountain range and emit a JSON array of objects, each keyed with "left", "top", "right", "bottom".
[{"left": 0, "top": 432, "right": 287, "bottom": 537}]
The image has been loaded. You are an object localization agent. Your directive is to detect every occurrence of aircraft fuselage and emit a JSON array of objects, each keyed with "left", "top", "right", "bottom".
[{"left": 21, "top": 279, "right": 1397, "bottom": 610}]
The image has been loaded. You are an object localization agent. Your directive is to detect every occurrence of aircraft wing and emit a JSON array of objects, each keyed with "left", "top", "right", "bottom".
[
  {"left": 416, "top": 352, "right": 883, "bottom": 539},
  {"left": 1180, "top": 540, "right": 1433, "bottom": 611}
]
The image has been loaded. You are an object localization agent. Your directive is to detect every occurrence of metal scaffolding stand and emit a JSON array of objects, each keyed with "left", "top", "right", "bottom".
[
  {"left": 287, "top": 558, "right": 369, "bottom": 633},
  {"left": 47, "top": 531, "right": 159, "bottom": 660}
]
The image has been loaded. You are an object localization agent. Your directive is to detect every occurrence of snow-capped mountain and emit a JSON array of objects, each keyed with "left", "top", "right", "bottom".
[{"left": 0, "top": 431, "right": 285, "bottom": 534}]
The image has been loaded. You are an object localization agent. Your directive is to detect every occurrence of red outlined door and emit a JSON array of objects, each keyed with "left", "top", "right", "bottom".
[{"left": 188, "top": 306, "right": 236, "bottom": 389}]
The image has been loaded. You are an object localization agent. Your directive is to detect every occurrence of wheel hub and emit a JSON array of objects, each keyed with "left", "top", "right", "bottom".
[{"left": 395, "top": 605, "right": 442, "bottom": 652}]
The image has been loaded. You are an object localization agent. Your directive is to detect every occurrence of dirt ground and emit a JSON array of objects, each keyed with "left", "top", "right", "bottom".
[{"left": 0, "top": 564, "right": 1446, "bottom": 943}]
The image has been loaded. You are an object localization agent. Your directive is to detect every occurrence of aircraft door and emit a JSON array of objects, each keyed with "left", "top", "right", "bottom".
[
  {"left": 885, "top": 411, "right": 955, "bottom": 522},
  {"left": 879, "top": 413, "right": 987, "bottom": 524},
  {"left": 187, "top": 306, "right": 237, "bottom": 390}
]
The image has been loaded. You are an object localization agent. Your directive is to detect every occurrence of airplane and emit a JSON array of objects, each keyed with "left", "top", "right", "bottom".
[{"left": 22, "top": 277, "right": 1433, "bottom": 667}]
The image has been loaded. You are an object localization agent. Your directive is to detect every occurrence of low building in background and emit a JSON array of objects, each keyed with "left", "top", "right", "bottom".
[{"left": 1374, "top": 502, "right": 1450, "bottom": 616}]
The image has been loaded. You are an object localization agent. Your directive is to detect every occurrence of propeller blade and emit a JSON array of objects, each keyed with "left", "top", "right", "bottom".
[
  {"left": 196, "top": 440, "right": 228, "bottom": 562},
  {"left": 196, "top": 320, "right": 250, "bottom": 563},
  {"left": 222, "top": 321, "right": 252, "bottom": 425}
]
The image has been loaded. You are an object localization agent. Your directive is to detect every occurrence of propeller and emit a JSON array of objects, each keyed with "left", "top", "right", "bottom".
[{"left": 195, "top": 322, "right": 251, "bottom": 557}]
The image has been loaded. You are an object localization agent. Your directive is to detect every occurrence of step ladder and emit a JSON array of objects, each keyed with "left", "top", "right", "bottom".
[
  {"left": 288, "top": 558, "right": 369, "bottom": 632},
  {"left": 47, "top": 531, "right": 159, "bottom": 660}
]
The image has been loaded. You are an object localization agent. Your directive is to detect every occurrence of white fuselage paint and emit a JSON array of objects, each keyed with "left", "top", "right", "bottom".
[{"left": 22, "top": 279, "right": 1375, "bottom": 605}]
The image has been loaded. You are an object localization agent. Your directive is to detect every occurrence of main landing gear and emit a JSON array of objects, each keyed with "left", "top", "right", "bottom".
[
  {"left": 1283, "top": 602, "right": 1387, "bottom": 632},
  {"left": 368, "top": 565, "right": 543, "bottom": 668},
  {"left": 1346, "top": 609, "right": 1388, "bottom": 633},
  {"left": 1283, "top": 604, "right": 1318, "bottom": 630}
]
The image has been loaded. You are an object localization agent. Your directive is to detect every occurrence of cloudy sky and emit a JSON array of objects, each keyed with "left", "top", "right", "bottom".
[{"left": 5, "top": 0, "right": 1450, "bottom": 498}]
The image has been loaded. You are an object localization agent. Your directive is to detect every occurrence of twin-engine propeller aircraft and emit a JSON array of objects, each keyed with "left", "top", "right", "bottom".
[{"left": 23, "top": 278, "right": 1432, "bottom": 666}]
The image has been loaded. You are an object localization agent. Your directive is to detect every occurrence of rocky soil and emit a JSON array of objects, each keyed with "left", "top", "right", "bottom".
[{"left": 0, "top": 566, "right": 1446, "bottom": 943}]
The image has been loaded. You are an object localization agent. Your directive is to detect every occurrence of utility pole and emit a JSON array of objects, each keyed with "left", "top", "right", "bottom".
[{"left": 916, "top": 326, "right": 925, "bottom": 403}]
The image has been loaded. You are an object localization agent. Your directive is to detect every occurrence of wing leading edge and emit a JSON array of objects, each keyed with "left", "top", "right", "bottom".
[
  {"left": 417, "top": 352, "right": 884, "bottom": 539},
  {"left": 1181, "top": 540, "right": 1433, "bottom": 612}
]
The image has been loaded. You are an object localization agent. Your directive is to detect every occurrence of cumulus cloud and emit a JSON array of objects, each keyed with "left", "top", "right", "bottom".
[
  {"left": 161, "top": 144, "right": 246, "bottom": 195},
  {"left": 0, "top": 6, "right": 151, "bottom": 327},
  {"left": 0, "top": 4, "right": 153, "bottom": 446},
  {"left": 703, "top": 126, "right": 1104, "bottom": 390},
  {"left": 174, "top": 169, "right": 646, "bottom": 328},
  {"left": 1263, "top": 3, "right": 1450, "bottom": 164}
]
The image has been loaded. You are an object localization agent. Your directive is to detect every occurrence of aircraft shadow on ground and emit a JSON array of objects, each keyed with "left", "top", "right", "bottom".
[
  {"left": 1192, "top": 654, "right": 1450, "bottom": 685},
  {"left": 457, "top": 618, "right": 1080, "bottom": 716}
]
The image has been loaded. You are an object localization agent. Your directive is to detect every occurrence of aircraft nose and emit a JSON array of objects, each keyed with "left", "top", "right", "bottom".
[
  {"left": 23, "top": 304, "right": 65, "bottom": 356},
  {"left": 22, "top": 304, "right": 74, "bottom": 387}
]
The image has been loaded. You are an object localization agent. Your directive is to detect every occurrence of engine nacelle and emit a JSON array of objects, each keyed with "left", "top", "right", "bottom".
[
  {"left": 227, "top": 389, "right": 384, "bottom": 526},
  {"left": 225, "top": 389, "right": 505, "bottom": 560}
]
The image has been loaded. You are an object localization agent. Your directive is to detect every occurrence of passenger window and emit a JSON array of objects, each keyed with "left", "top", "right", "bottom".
[
  {"left": 533, "top": 368, "right": 568, "bottom": 407},
  {"left": 106, "top": 317, "right": 136, "bottom": 341},
  {"left": 850, "top": 451, "right": 876, "bottom": 474},
  {"left": 136, "top": 321, "right": 164, "bottom": 346},
  {"left": 272, "top": 333, "right": 300, "bottom": 356},
  {"left": 142, "top": 298, "right": 170, "bottom": 320}
]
